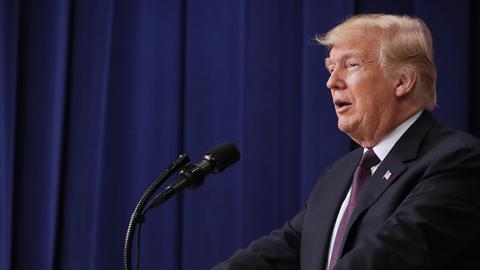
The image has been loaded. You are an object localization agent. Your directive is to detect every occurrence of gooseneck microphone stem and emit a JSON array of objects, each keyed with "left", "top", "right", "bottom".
[
  {"left": 123, "top": 154, "right": 190, "bottom": 270},
  {"left": 123, "top": 141, "right": 240, "bottom": 270}
]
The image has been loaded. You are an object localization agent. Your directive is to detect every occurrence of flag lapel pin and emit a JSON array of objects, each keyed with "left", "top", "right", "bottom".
[{"left": 383, "top": 170, "right": 392, "bottom": 181}]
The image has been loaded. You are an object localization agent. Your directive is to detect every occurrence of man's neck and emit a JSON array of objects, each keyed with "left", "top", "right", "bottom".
[{"left": 354, "top": 106, "right": 423, "bottom": 148}]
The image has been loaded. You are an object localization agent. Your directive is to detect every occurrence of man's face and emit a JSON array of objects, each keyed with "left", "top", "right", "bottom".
[{"left": 325, "top": 37, "right": 399, "bottom": 147}]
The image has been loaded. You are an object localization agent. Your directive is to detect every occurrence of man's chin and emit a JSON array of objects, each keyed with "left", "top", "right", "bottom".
[
  {"left": 337, "top": 119, "right": 360, "bottom": 138},
  {"left": 337, "top": 119, "right": 353, "bottom": 134}
]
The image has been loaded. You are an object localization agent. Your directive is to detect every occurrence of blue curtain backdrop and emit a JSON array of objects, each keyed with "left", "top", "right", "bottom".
[{"left": 0, "top": 0, "right": 478, "bottom": 269}]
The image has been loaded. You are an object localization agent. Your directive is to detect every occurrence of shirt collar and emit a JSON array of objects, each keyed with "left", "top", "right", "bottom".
[{"left": 367, "top": 110, "right": 423, "bottom": 161}]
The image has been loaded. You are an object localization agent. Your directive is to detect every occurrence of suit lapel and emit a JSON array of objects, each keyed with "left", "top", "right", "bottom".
[
  {"left": 339, "top": 154, "right": 407, "bottom": 253},
  {"left": 338, "top": 111, "right": 437, "bottom": 256}
]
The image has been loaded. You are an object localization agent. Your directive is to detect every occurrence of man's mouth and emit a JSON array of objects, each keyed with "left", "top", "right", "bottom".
[{"left": 334, "top": 100, "right": 352, "bottom": 112}]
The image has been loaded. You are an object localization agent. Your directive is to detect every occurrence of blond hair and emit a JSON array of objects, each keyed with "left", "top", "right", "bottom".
[{"left": 317, "top": 14, "right": 437, "bottom": 110}]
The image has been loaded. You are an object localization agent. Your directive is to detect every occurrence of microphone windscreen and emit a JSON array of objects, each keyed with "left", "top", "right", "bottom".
[{"left": 205, "top": 141, "right": 240, "bottom": 172}]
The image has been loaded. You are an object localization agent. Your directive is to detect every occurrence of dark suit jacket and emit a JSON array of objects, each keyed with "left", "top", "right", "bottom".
[{"left": 213, "top": 111, "right": 480, "bottom": 270}]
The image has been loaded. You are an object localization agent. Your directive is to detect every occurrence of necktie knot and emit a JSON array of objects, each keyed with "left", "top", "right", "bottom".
[{"left": 359, "top": 149, "right": 380, "bottom": 171}]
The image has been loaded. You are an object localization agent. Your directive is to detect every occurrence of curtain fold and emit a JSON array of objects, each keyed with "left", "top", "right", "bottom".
[
  {"left": 182, "top": 1, "right": 245, "bottom": 268},
  {"left": 11, "top": 0, "right": 71, "bottom": 269},
  {"left": 0, "top": 0, "right": 478, "bottom": 269},
  {"left": 0, "top": 1, "right": 18, "bottom": 269},
  {"left": 56, "top": 0, "right": 114, "bottom": 268}
]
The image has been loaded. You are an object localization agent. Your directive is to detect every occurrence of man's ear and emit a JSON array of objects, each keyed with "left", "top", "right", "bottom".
[{"left": 395, "top": 71, "right": 417, "bottom": 97}]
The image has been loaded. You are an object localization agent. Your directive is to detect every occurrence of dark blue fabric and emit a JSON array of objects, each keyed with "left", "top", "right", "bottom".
[
  {"left": 9, "top": 1, "right": 71, "bottom": 269},
  {"left": 0, "top": 0, "right": 17, "bottom": 268},
  {"left": 0, "top": 0, "right": 478, "bottom": 269}
]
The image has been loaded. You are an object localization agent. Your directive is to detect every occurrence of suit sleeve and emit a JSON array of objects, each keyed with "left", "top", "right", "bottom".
[
  {"left": 211, "top": 209, "right": 304, "bottom": 270},
  {"left": 335, "top": 143, "right": 480, "bottom": 270}
]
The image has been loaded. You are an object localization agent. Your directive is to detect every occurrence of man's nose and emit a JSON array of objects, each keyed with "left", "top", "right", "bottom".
[{"left": 326, "top": 70, "right": 346, "bottom": 90}]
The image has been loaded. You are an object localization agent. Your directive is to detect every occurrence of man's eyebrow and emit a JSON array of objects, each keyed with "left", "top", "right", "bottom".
[
  {"left": 324, "top": 52, "right": 373, "bottom": 69},
  {"left": 324, "top": 53, "right": 353, "bottom": 69}
]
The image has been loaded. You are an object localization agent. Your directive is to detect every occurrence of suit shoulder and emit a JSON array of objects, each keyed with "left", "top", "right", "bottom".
[
  {"left": 414, "top": 124, "right": 480, "bottom": 172},
  {"left": 424, "top": 123, "right": 480, "bottom": 154}
]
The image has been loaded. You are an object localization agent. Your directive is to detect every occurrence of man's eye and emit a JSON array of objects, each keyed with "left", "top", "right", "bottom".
[
  {"left": 347, "top": 62, "right": 360, "bottom": 68},
  {"left": 328, "top": 66, "right": 335, "bottom": 73}
]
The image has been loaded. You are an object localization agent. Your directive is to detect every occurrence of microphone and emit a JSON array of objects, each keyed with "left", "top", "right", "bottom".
[{"left": 145, "top": 141, "right": 240, "bottom": 211}]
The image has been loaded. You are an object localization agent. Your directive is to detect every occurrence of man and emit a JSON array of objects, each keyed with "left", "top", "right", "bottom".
[{"left": 213, "top": 14, "right": 480, "bottom": 269}]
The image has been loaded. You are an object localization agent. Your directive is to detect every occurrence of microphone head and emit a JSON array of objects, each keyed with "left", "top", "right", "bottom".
[{"left": 204, "top": 141, "right": 240, "bottom": 173}]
